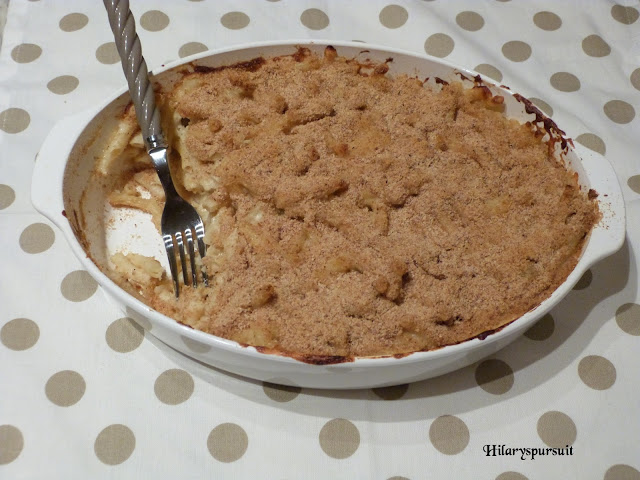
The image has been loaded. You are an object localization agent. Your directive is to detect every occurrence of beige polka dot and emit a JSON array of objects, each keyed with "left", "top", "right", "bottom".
[
  {"left": 106, "top": 317, "right": 144, "bottom": 353},
  {"left": 524, "top": 313, "right": 554, "bottom": 341},
  {"left": 300, "top": 8, "right": 329, "bottom": 30},
  {"left": 502, "top": 41, "right": 532, "bottom": 62},
  {"left": 1, "top": 318, "right": 39, "bottom": 351},
  {"left": 60, "top": 270, "right": 98, "bottom": 302},
  {"left": 578, "top": 355, "right": 616, "bottom": 390},
  {"left": 95, "top": 42, "right": 119, "bottom": 65},
  {"left": 550, "top": 72, "right": 580, "bottom": 92},
  {"left": 47, "top": 75, "right": 79, "bottom": 95},
  {"left": 140, "top": 10, "right": 169, "bottom": 32},
  {"left": 154, "top": 369, "right": 194, "bottom": 405},
  {"left": 611, "top": 5, "right": 639, "bottom": 24},
  {"left": 207, "top": 423, "right": 248, "bottom": 462},
  {"left": 615, "top": 303, "right": 640, "bottom": 336},
  {"left": 372, "top": 384, "right": 408, "bottom": 400},
  {"left": 45, "top": 370, "right": 86, "bottom": 406},
  {"left": 474, "top": 64, "right": 503, "bottom": 82},
  {"left": 631, "top": 68, "right": 640, "bottom": 91},
  {"left": 604, "top": 100, "right": 636, "bottom": 124},
  {"left": 537, "top": 411, "right": 576, "bottom": 447},
  {"left": 125, "top": 307, "right": 152, "bottom": 331},
  {"left": 319, "top": 419, "right": 360, "bottom": 459},
  {"left": 0, "top": 425, "right": 23, "bottom": 465},
  {"left": 181, "top": 335, "right": 211, "bottom": 353},
  {"left": 263, "top": 382, "right": 301, "bottom": 402},
  {"left": 573, "top": 269, "right": 593, "bottom": 290},
  {"left": 179, "top": 42, "right": 208, "bottom": 58},
  {"left": 456, "top": 11, "right": 485, "bottom": 31},
  {"left": 0, "top": 184, "right": 16, "bottom": 209},
  {"left": 605, "top": 464, "right": 640, "bottom": 480},
  {"left": 220, "top": 11, "right": 250, "bottom": 30},
  {"left": 424, "top": 33, "right": 455, "bottom": 58},
  {"left": 59, "top": 13, "right": 88, "bottom": 32},
  {"left": 11, "top": 43, "right": 42, "bottom": 63},
  {"left": 533, "top": 11, "right": 562, "bottom": 31},
  {"left": 0, "top": 108, "right": 30, "bottom": 134},
  {"left": 475, "top": 359, "right": 514, "bottom": 394},
  {"left": 379, "top": 5, "right": 409, "bottom": 29},
  {"left": 496, "top": 473, "right": 529, "bottom": 480},
  {"left": 628, "top": 175, "right": 640, "bottom": 194},
  {"left": 528, "top": 97, "right": 554, "bottom": 117},
  {"left": 582, "top": 35, "right": 611, "bottom": 58},
  {"left": 94, "top": 424, "right": 136, "bottom": 465},
  {"left": 429, "top": 415, "right": 469, "bottom": 455},
  {"left": 19, "top": 222, "right": 55, "bottom": 254},
  {"left": 576, "top": 133, "right": 606, "bottom": 155}
]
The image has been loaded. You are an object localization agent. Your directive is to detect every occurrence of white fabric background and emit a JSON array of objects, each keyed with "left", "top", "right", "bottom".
[{"left": 1, "top": 1, "right": 639, "bottom": 479}]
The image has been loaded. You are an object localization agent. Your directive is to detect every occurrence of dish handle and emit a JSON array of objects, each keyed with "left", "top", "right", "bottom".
[
  {"left": 31, "top": 112, "right": 92, "bottom": 228},
  {"left": 572, "top": 142, "right": 626, "bottom": 264}
]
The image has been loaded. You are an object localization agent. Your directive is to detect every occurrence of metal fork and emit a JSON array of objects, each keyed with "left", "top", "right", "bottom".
[{"left": 104, "top": 0, "right": 208, "bottom": 297}]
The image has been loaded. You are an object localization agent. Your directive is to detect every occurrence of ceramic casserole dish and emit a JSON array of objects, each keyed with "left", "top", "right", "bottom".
[{"left": 32, "top": 41, "right": 625, "bottom": 389}]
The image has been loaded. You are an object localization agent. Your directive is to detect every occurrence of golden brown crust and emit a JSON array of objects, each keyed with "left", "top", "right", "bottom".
[{"left": 104, "top": 47, "right": 598, "bottom": 358}]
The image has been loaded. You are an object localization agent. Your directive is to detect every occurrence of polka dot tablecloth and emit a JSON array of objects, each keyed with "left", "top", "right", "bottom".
[{"left": 1, "top": 1, "right": 639, "bottom": 478}]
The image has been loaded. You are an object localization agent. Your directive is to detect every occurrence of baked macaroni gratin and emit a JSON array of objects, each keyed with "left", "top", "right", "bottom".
[{"left": 95, "top": 46, "right": 598, "bottom": 361}]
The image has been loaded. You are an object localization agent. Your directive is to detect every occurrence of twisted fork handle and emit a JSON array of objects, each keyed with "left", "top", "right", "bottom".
[{"left": 103, "top": 0, "right": 163, "bottom": 148}]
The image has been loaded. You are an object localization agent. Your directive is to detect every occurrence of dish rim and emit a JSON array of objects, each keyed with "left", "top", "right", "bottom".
[{"left": 32, "top": 39, "right": 626, "bottom": 371}]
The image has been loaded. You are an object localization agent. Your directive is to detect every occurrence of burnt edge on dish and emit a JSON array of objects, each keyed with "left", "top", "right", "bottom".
[
  {"left": 247, "top": 320, "right": 513, "bottom": 365},
  {"left": 194, "top": 56, "right": 267, "bottom": 74},
  {"left": 255, "top": 346, "right": 355, "bottom": 365}
]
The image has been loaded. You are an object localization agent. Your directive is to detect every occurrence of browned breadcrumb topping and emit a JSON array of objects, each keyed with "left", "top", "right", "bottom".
[{"left": 107, "top": 47, "right": 598, "bottom": 358}]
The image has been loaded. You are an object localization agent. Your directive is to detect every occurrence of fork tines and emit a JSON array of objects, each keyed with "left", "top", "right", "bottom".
[{"left": 164, "top": 225, "right": 209, "bottom": 298}]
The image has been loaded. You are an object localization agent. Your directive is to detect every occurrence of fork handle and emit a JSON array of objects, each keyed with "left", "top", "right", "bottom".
[{"left": 103, "top": 0, "right": 163, "bottom": 149}]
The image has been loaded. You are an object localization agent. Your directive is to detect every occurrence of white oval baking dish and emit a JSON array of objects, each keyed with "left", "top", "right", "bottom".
[{"left": 32, "top": 41, "right": 625, "bottom": 389}]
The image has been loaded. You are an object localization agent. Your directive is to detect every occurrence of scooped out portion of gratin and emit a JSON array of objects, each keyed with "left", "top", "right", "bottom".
[{"left": 96, "top": 46, "right": 598, "bottom": 360}]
